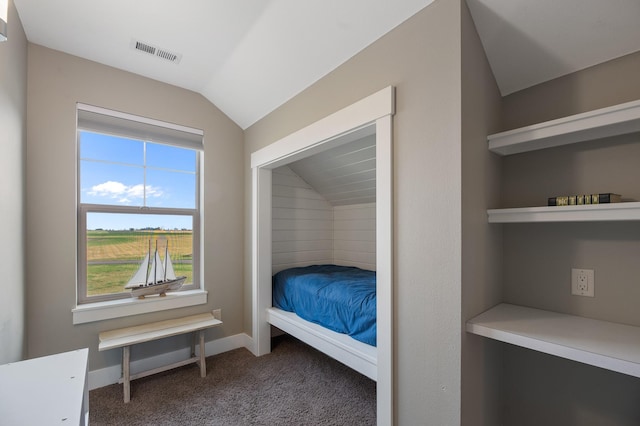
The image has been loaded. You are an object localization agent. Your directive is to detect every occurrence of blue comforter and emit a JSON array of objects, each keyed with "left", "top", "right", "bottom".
[{"left": 272, "top": 264, "right": 376, "bottom": 346}]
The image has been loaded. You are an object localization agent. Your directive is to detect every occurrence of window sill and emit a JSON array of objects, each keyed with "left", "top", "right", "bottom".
[{"left": 72, "top": 290, "right": 208, "bottom": 324}]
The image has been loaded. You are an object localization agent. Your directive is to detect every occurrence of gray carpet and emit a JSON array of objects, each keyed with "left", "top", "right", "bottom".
[{"left": 89, "top": 335, "right": 376, "bottom": 425}]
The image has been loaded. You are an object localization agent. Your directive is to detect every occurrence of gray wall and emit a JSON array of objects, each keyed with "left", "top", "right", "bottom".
[
  {"left": 245, "top": 1, "right": 465, "bottom": 423},
  {"left": 498, "top": 51, "right": 640, "bottom": 425},
  {"left": 460, "top": 0, "right": 503, "bottom": 424},
  {"left": 502, "top": 50, "right": 640, "bottom": 130},
  {"left": 25, "top": 44, "right": 245, "bottom": 371},
  {"left": 0, "top": 0, "right": 27, "bottom": 364}
]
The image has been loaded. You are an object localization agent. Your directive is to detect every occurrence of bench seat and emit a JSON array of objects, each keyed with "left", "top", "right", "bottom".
[{"left": 99, "top": 312, "right": 222, "bottom": 402}]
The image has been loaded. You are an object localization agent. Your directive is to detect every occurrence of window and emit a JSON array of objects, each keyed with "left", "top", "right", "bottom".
[{"left": 77, "top": 104, "right": 203, "bottom": 304}]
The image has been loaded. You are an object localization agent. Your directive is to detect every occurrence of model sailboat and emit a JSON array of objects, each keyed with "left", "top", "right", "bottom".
[{"left": 124, "top": 240, "right": 187, "bottom": 298}]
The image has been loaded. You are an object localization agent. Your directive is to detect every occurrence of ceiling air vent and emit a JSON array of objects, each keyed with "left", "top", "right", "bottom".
[{"left": 131, "top": 39, "right": 182, "bottom": 64}]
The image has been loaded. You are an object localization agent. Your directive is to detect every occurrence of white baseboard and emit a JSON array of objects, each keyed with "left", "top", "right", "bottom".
[{"left": 89, "top": 333, "right": 251, "bottom": 390}]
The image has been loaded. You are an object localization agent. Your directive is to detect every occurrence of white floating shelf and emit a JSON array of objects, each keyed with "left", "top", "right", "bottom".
[
  {"left": 467, "top": 303, "right": 640, "bottom": 378},
  {"left": 488, "top": 202, "right": 640, "bottom": 223},
  {"left": 488, "top": 99, "right": 640, "bottom": 156}
]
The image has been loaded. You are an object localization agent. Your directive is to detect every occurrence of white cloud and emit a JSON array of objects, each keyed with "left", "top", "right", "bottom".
[
  {"left": 89, "top": 181, "right": 127, "bottom": 197},
  {"left": 126, "top": 184, "right": 145, "bottom": 199},
  {"left": 87, "top": 181, "right": 164, "bottom": 204}
]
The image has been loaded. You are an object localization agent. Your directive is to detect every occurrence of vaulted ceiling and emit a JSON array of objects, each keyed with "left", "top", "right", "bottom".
[
  {"left": 467, "top": 0, "right": 640, "bottom": 96},
  {"left": 13, "top": 0, "right": 640, "bottom": 129}
]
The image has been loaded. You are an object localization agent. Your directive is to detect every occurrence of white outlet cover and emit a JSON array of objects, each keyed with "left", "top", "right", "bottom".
[{"left": 571, "top": 268, "right": 594, "bottom": 297}]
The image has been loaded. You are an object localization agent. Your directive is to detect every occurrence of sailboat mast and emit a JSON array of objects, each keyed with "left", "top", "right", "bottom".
[
  {"left": 153, "top": 240, "right": 158, "bottom": 284},
  {"left": 164, "top": 240, "right": 169, "bottom": 281},
  {"left": 145, "top": 239, "right": 151, "bottom": 285}
]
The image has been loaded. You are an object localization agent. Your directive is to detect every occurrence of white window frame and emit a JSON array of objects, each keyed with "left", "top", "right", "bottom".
[{"left": 73, "top": 103, "right": 206, "bottom": 323}]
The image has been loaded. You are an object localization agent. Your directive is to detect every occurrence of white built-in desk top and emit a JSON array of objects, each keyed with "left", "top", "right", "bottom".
[
  {"left": 467, "top": 303, "right": 640, "bottom": 378},
  {"left": 0, "top": 348, "right": 89, "bottom": 425}
]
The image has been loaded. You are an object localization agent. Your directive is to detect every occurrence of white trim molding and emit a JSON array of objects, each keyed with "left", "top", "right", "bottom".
[
  {"left": 251, "top": 86, "right": 394, "bottom": 169},
  {"left": 72, "top": 290, "right": 208, "bottom": 324}
]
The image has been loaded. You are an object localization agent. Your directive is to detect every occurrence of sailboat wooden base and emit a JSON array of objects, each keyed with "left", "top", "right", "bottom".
[
  {"left": 137, "top": 292, "right": 167, "bottom": 299},
  {"left": 129, "top": 276, "right": 187, "bottom": 299},
  {"left": 136, "top": 289, "right": 168, "bottom": 299}
]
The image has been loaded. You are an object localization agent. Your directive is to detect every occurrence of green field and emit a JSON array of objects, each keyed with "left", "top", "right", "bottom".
[{"left": 86, "top": 230, "right": 193, "bottom": 296}]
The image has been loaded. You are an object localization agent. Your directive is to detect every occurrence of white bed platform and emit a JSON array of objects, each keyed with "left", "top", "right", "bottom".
[{"left": 267, "top": 307, "right": 377, "bottom": 381}]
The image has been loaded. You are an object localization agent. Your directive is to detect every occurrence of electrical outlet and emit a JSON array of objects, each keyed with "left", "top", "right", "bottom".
[
  {"left": 571, "top": 268, "right": 594, "bottom": 297},
  {"left": 212, "top": 309, "right": 222, "bottom": 320}
]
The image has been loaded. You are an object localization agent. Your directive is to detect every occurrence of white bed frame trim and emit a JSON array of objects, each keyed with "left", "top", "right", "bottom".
[
  {"left": 251, "top": 86, "right": 394, "bottom": 426},
  {"left": 267, "top": 308, "right": 377, "bottom": 380}
]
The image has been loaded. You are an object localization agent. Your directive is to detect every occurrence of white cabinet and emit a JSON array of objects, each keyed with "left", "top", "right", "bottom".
[
  {"left": 467, "top": 99, "right": 640, "bottom": 379},
  {"left": 0, "top": 348, "right": 89, "bottom": 425}
]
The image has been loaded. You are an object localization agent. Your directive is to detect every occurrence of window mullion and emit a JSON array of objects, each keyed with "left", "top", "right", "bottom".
[{"left": 143, "top": 141, "right": 148, "bottom": 207}]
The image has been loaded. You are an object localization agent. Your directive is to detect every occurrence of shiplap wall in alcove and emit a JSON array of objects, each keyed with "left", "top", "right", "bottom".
[
  {"left": 272, "top": 166, "right": 334, "bottom": 273},
  {"left": 272, "top": 166, "right": 376, "bottom": 273},
  {"left": 334, "top": 204, "right": 376, "bottom": 270}
]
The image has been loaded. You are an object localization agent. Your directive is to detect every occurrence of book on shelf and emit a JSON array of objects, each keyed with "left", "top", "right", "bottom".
[{"left": 548, "top": 193, "right": 621, "bottom": 206}]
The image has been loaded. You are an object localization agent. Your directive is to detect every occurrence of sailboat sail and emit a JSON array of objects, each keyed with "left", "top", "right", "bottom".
[
  {"left": 148, "top": 249, "right": 165, "bottom": 284},
  {"left": 125, "top": 252, "right": 150, "bottom": 288},
  {"left": 164, "top": 244, "right": 177, "bottom": 280}
]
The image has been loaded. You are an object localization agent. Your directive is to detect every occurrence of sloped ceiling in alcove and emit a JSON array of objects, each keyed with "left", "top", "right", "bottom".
[{"left": 287, "top": 135, "right": 376, "bottom": 206}]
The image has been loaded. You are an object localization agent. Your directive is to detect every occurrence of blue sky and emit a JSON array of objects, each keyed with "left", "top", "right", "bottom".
[{"left": 80, "top": 132, "right": 196, "bottom": 230}]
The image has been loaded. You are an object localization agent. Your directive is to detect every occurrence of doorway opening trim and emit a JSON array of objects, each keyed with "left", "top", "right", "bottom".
[{"left": 251, "top": 86, "right": 394, "bottom": 426}]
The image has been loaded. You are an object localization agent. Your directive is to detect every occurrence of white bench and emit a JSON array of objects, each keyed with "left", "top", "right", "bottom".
[{"left": 98, "top": 312, "right": 222, "bottom": 402}]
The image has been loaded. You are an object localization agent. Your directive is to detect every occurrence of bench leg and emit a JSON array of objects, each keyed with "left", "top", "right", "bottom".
[
  {"left": 199, "top": 330, "right": 206, "bottom": 377},
  {"left": 123, "top": 346, "right": 131, "bottom": 403}
]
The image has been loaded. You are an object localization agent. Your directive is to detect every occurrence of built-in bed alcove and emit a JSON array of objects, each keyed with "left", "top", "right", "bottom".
[
  {"left": 271, "top": 133, "right": 377, "bottom": 274},
  {"left": 251, "top": 86, "right": 394, "bottom": 425}
]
